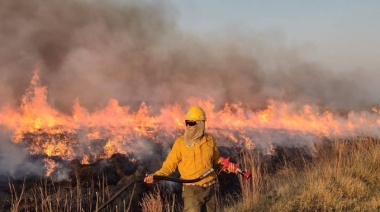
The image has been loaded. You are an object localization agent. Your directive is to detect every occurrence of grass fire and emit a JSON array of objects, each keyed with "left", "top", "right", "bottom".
[
  {"left": 1, "top": 0, "right": 380, "bottom": 211},
  {"left": 1, "top": 66, "right": 380, "bottom": 211}
]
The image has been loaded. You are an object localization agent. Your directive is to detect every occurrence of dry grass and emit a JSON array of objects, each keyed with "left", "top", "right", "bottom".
[
  {"left": 5, "top": 137, "right": 380, "bottom": 211},
  {"left": 222, "top": 152, "right": 263, "bottom": 212},
  {"left": 234, "top": 137, "right": 380, "bottom": 212},
  {"left": 140, "top": 185, "right": 181, "bottom": 212},
  {"left": 5, "top": 175, "right": 113, "bottom": 212},
  {"left": 140, "top": 188, "right": 164, "bottom": 212}
]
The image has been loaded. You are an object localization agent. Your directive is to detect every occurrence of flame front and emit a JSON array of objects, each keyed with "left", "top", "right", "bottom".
[{"left": 1, "top": 69, "right": 380, "bottom": 177}]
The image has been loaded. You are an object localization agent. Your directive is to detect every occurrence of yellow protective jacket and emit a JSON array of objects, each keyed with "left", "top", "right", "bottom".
[{"left": 154, "top": 133, "right": 220, "bottom": 186}]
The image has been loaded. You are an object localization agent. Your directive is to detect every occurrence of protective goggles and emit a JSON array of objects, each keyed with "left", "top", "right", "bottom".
[{"left": 185, "top": 120, "right": 197, "bottom": 126}]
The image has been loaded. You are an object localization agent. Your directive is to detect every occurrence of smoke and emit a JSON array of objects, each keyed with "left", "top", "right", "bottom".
[
  {"left": 0, "top": 128, "right": 45, "bottom": 177},
  {"left": 0, "top": 0, "right": 379, "bottom": 115}
]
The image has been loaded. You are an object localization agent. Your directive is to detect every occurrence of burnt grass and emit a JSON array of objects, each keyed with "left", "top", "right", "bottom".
[{"left": 0, "top": 139, "right": 328, "bottom": 211}]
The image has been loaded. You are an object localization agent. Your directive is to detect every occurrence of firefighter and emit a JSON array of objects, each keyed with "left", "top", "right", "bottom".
[{"left": 144, "top": 106, "right": 237, "bottom": 212}]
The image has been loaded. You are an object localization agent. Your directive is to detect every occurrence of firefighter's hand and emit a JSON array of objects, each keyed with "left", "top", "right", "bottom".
[
  {"left": 225, "top": 163, "right": 238, "bottom": 174},
  {"left": 144, "top": 174, "right": 154, "bottom": 184}
]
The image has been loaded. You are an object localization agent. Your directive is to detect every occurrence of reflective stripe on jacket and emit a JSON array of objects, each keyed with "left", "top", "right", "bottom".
[{"left": 154, "top": 133, "right": 220, "bottom": 186}]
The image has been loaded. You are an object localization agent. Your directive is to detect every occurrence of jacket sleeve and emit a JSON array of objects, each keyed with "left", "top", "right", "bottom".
[
  {"left": 154, "top": 139, "right": 181, "bottom": 176},
  {"left": 210, "top": 135, "right": 220, "bottom": 167}
]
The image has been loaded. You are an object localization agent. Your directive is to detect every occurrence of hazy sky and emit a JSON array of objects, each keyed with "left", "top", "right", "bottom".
[{"left": 173, "top": 0, "right": 380, "bottom": 72}]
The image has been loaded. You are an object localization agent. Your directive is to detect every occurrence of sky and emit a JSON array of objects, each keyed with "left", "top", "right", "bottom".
[{"left": 173, "top": 0, "right": 380, "bottom": 72}]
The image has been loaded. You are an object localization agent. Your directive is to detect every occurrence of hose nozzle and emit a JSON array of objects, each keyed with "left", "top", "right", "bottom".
[{"left": 219, "top": 157, "right": 251, "bottom": 180}]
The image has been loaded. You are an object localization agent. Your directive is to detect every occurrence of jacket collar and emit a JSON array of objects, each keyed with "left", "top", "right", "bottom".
[{"left": 197, "top": 134, "right": 208, "bottom": 145}]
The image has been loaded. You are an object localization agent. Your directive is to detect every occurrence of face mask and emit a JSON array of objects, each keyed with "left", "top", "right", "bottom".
[{"left": 184, "top": 121, "right": 205, "bottom": 146}]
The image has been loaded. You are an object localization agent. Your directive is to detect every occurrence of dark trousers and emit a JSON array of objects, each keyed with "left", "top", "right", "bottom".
[{"left": 182, "top": 184, "right": 216, "bottom": 212}]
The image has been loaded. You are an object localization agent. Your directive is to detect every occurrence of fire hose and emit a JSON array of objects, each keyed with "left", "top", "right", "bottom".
[
  {"left": 96, "top": 157, "right": 251, "bottom": 211},
  {"left": 96, "top": 168, "right": 215, "bottom": 211}
]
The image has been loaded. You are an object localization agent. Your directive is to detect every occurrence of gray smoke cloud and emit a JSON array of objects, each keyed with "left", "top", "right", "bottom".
[
  {"left": 0, "top": 128, "right": 45, "bottom": 177},
  {"left": 0, "top": 0, "right": 379, "bottom": 115}
]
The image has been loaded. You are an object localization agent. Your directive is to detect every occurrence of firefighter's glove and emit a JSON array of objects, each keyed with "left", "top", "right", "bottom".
[{"left": 144, "top": 174, "right": 154, "bottom": 184}]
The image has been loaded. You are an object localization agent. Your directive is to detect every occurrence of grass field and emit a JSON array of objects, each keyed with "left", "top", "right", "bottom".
[
  {"left": 223, "top": 136, "right": 380, "bottom": 212},
  {"left": 5, "top": 136, "right": 380, "bottom": 211}
]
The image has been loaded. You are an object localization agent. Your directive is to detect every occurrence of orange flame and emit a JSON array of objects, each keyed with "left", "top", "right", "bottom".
[{"left": 1, "top": 68, "right": 380, "bottom": 176}]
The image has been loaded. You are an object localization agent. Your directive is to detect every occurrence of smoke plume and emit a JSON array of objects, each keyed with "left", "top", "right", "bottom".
[
  {"left": 0, "top": 128, "right": 45, "bottom": 177},
  {"left": 0, "top": 0, "right": 379, "bottom": 113}
]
